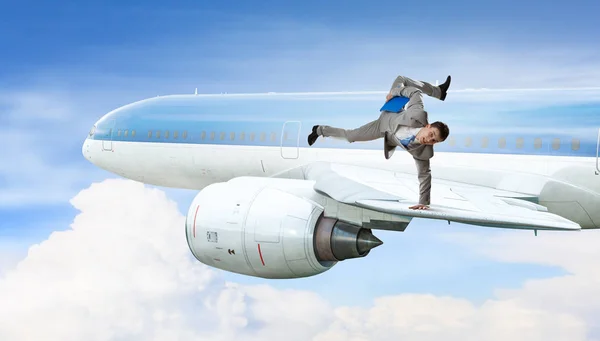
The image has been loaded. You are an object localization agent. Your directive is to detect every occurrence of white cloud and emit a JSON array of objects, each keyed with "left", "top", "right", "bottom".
[
  {"left": 441, "top": 229, "right": 600, "bottom": 337},
  {"left": 0, "top": 179, "right": 334, "bottom": 341},
  {"left": 315, "top": 295, "right": 587, "bottom": 341},
  {"left": 1, "top": 179, "right": 599, "bottom": 340}
]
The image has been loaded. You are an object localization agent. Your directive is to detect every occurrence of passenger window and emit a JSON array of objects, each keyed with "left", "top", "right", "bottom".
[
  {"left": 552, "top": 138, "right": 560, "bottom": 150},
  {"left": 271, "top": 132, "right": 276, "bottom": 142},
  {"left": 219, "top": 132, "right": 225, "bottom": 140},
  {"left": 174, "top": 131, "right": 179, "bottom": 139},
  {"left": 481, "top": 137, "right": 489, "bottom": 148},
  {"left": 250, "top": 133, "right": 255, "bottom": 141},
  {"left": 108, "top": 129, "right": 112, "bottom": 137},
  {"left": 201, "top": 131, "right": 206, "bottom": 140},
  {"left": 183, "top": 131, "right": 188, "bottom": 139},
  {"left": 117, "top": 129, "right": 122, "bottom": 137},
  {"left": 124, "top": 130, "right": 128, "bottom": 137},
  {"left": 132, "top": 130, "right": 136, "bottom": 137},
  {"left": 165, "top": 131, "right": 169, "bottom": 139},
  {"left": 534, "top": 138, "right": 542, "bottom": 149},
  {"left": 498, "top": 137, "right": 506, "bottom": 148},
  {"left": 230, "top": 132, "right": 235, "bottom": 141},
  {"left": 465, "top": 137, "right": 472, "bottom": 147},
  {"left": 156, "top": 131, "right": 161, "bottom": 138},
  {"left": 572, "top": 138, "right": 580, "bottom": 151},
  {"left": 210, "top": 132, "right": 215, "bottom": 140},
  {"left": 516, "top": 137, "right": 524, "bottom": 149},
  {"left": 284, "top": 132, "right": 289, "bottom": 141},
  {"left": 148, "top": 130, "right": 152, "bottom": 138},
  {"left": 260, "top": 132, "right": 266, "bottom": 141},
  {"left": 240, "top": 132, "right": 245, "bottom": 140},
  {"left": 448, "top": 136, "right": 456, "bottom": 147}
]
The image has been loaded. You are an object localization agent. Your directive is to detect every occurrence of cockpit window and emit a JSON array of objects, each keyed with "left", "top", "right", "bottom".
[{"left": 88, "top": 126, "right": 96, "bottom": 137}]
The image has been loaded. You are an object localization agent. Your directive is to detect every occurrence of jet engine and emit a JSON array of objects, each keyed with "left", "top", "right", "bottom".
[{"left": 185, "top": 177, "right": 383, "bottom": 279}]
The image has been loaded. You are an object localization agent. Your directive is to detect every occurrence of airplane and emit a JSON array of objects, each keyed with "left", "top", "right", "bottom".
[{"left": 82, "top": 86, "right": 600, "bottom": 279}]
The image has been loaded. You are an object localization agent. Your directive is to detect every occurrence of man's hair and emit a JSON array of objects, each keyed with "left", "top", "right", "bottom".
[{"left": 430, "top": 121, "right": 450, "bottom": 141}]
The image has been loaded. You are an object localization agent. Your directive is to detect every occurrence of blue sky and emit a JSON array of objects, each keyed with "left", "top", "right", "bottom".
[{"left": 1, "top": 0, "right": 600, "bottom": 339}]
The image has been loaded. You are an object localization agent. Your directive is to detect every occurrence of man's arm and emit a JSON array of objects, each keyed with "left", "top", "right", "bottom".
[{"left": 411, "top": 157, "right": 431, "bottom": 209}]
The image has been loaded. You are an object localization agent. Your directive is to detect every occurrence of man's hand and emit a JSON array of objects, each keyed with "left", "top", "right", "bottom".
[
  {"left": 409, "top": 204, "right": 429, "bottom": 210},
  {"left": 386, "top": 93, "right": 394, "bottom": 101}
]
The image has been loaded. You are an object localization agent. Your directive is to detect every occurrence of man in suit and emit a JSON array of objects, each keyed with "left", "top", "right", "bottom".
[{"left": 307, "top": 74, "right": 451, "bottom": 210}]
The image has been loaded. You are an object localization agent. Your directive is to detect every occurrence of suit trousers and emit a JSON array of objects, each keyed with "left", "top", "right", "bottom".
[{"left": 317, "top": 113, "right": 388, "bottom": 143}]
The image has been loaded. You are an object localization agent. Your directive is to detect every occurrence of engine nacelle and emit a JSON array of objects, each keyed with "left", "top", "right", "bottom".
[{"left": 185, "top": 177, "right": 383, "bottom": 279}]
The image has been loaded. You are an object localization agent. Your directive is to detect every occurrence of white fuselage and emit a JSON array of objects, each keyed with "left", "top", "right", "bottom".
[{"left": 83, "top": 138, "right": 589, "bottom": 187}]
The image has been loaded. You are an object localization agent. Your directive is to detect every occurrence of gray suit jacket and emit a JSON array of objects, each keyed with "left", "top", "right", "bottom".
[{"left": 380, "top": 85, "right": 433, "bottom": 206}]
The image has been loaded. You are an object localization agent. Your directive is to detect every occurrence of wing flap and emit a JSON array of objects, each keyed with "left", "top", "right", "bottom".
[{"left": 356, "top": 199, "right": 580, "bottom": 231}]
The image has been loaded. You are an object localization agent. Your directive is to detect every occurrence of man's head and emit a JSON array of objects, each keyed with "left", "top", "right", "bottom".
[{"left": 417, "top": 121, "right": 449, "bottom": 145}]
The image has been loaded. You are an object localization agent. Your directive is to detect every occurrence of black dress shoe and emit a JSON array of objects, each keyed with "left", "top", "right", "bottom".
[
  {"left": 308, "top": 125, "right": 319, "bottom": 146},
  {"left": 439, "top": 75, "right": 451, "bottom": 101}
]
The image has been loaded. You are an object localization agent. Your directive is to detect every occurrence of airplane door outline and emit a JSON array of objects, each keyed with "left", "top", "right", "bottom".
[
  {"left": 102, "top": 119, "right": 115, "bottom": 151},
  {"left": 596, "top": 127, "right": 600, "bottom": 175},
  {"left": 280, "top": 121, "right": 301, "bottom": 159}
]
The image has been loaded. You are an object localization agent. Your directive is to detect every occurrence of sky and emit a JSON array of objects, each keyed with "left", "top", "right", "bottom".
[{"left": 1, "top": 0, "right": 600, "bottom": 340}]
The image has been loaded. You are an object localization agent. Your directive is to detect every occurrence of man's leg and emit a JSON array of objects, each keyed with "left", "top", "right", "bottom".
[
  {"left": 310, "top": 118, "right": 385, "bottom": 145},
  {"left": 391, "top": 75, "right": 451, "bottom": 101}
]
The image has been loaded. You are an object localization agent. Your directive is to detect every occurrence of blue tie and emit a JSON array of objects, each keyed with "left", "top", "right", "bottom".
[{"left": 400, "top": 134, "right": 416, "bottom": 147}]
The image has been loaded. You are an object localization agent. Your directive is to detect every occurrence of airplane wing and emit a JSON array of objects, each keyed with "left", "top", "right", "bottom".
[{"left": 301, "top": 162, "right": 581, "bottom": 231}]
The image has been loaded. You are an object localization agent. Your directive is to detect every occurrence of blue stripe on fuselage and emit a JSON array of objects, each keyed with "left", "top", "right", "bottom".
[{"left": 89, "top": 94, "right": 600, "bottom": 157}]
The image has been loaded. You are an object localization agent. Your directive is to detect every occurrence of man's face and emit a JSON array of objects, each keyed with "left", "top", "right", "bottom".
[{"left": 417, "top": 126, "right": 442, "bottom": 145}]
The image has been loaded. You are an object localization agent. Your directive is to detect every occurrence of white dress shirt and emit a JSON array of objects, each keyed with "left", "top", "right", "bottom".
[{"left": 394, "top": 126, "right": 421, "bottom": 149}]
